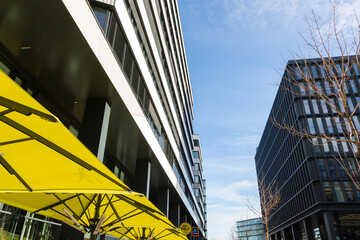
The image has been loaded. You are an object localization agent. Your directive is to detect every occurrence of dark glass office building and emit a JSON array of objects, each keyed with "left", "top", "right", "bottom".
[{"left": 255, "top": 57, "right": 360, "bottom": 240}]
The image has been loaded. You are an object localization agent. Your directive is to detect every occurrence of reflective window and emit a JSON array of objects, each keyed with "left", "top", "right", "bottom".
[
  {"left": 325, "top": 118, "right": 334, "bottom": 133},
  {"left": 313, "top": 138, "right": 321, "bottom": 153},
  {"left": 336, "top": 160, "right": 347, "bottom": 178},
  {"left": 316, "top": 82, "right": 323, "bottom": 94},
  {"left": 323, "top": 181, "right": 333, "bottom": 201},
  {"left": 14, "top": 76, "right": 23, "bottom": 86},
  {"left": 319, "top": 66, "right": 326, "bottom": 78},
  {"left": 311, "top": 66, "right": 318, "bottom": 78},
  {"left": 69, "top": 125, "right": 79, "bottom": 137},
  {"left": 338, "top": 98, "right": 345, "bottom": 112},
  {"left": 307, "top": 118, "right": 316, "bottom": 134},
  {"left": 348, "top": 97, "right": 354, "bottom": 112},
  {"left": 340, "top": 137, "right": 349, "bottom": 152},
  {"left": 349, "top": 79, "right": 357, "bottom": 93},
  {"left": 93, "top": 6, "right": 109, "bottom": 31},
  {"left": 0, "top": 60, "right": 10, "bottom": 75},
  {"left": 353, "top": 116, "right": 360, "bottom": 130},
  {"left": 312, "top": 99, "right": 319, "bottom": 114},
  {"left": 295, "top": 67, "right": 302, "bottom": 80},
  {"left": 333, "top": 181, "right": 345, "bottom": 202},
  {"left": 353, "top": 63, "right": 360, "bottom": 75},
  {"left": 329, "top": 99, "right": 336, "bottom": 113},
  {"left": 299, "top": 83, "right": 306, "bottom": 95},
  {"left": 308, "top": 84, "right": 314, "bottom": 95},
  {"left": 303, "top": 66, "right": 310, "bottom": 78},
  {"left": 26, "top": 88, "right": 34, "bottom": 96},
  {"left": 316, "top": 118, "right": 324, "bottom": 133},
  {"left": 328, "top": 159, "right": 338, "bottom": 178},
  {"left": 324, "top": 81, "right": 332, "bottom": 94},
  {"left": 349, "top": 158, "right": 359, "bottom": 178},
  {"left": 303, "top": 100, "right": 311, "bottom": 114},
  {"left": 335, "top": 64, "right": 342, "bottom": 75},
  {"left": 331, "top": 138, "right": 339, "bottom": 152},
  {"left": 317, "top": 159, "right": 327, "bottom": 179},
  {"left": 322, "top": 138, "right": 330, "bottom": 152},
  {"left": 344, "top": 82, "right": 349, "bottom": 94},
  {"left": 193, "top": 151, "right": 200, "bottom": 159},
  {"left": 320, "top": 99, "right": 328, "bottom": 113},
  {"left": 335, "top": 117, "right": 342, "bottom": 133},
  {"left": 194, "top": 163, "right": 200, "bottom": 171},
  {"left": 345, "top": 63, "right": 352, "bottom": 76},
  {"left": 343, "top": 181, "right": 355, "bottom": 202}
]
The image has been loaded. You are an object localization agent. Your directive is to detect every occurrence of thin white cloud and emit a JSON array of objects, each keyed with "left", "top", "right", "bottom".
[
  {"left": 207, "top": 180, "right": 258, "bottom": 203},
  {"left": 222, "top": 0, "right": 360, "bottom": 30},
  {"left": 211, "top": 135, "right": 261, "bottom": 148}
]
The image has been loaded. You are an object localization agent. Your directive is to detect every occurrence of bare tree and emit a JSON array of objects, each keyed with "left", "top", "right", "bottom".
[
  {"left": 273, "top": 0, "right": 360, "bottom": 193},
  {"left": 245, "top": 175, "right": 281, "bottom": 240},
  {"left": 226, "top": 224, "right": 239, "bottom": 240}
]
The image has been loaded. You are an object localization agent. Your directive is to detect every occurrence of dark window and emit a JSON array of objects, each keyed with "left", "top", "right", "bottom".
[
  {"left": 323, "top": 181, "right": 333, "bottom": 202},
  {"left": 93, "top": 6, "right": 108, "bottom": 31},
  {"left": 194, "top": 139, "right": 199, "bottom": 147},
  {"left": 0, "top": 60, "right": 10, "bottom": 75},
  {"left": 113, "top": 25, "right": 127, "bottom": 65},
  {"left": 123, "top": 47, "right": 133, "bottom": 80},
  {"left": 317, "top": 159, "right": 327, "bottom": 179}
]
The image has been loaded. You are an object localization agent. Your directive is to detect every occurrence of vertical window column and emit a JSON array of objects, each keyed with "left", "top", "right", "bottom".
[{"left": 78, "top": 98, "right": 111, "bottom": 162}]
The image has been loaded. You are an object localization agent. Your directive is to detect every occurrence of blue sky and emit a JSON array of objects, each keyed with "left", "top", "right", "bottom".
[{"left": 177, "top": 1, "right": 360, "bottom": 239}]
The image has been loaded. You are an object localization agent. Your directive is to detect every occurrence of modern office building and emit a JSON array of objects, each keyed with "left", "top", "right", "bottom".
[
  {"left": 236, "top": 218, "right": 265, "bottom": 240},
  {"left": 255, "top": 57, "right": 360, "bottom": 239},
  {"left": 0, "top": 0, "right": 206, "bottom": 239}
]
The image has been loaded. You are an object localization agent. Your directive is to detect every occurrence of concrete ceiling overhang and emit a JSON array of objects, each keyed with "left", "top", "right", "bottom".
[{"left": 0, "top": 0, "right": 159, "bottom": 174}]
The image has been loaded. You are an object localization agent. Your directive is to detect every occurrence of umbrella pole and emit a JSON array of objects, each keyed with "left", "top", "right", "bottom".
[{"left": 89, "top": 234, "right": 97, "bottom": 240}]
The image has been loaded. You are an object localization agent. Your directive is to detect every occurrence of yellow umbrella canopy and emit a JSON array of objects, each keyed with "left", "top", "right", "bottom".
[
  {"left": 0, "top": 70, "right": 130, "bottom": 192},
  {"left": 110, "top": 226, "right": 188, "bottom": 240},
  {"left": 0, "top": 191, "right": 185, "bottom": 240},
  {"left": 0, "top": 70, "right": 186, "bottom": 239}
]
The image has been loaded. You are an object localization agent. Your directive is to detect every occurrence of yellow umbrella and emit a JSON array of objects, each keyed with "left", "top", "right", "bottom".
[
  {"left": 0, "top": 191, "right": 185, "bottom": 240},
  {"left": 0, "top": 70, "right": 130, "bottom": 192},
  {"left": 0, "top": 69, "right": 186, "bottom": 239},
  {"left": 110, "top": 226, "right": 188, "bottom": 240}
]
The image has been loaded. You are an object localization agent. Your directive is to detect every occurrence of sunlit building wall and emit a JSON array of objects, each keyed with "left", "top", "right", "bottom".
[{"left": 0, "top": 0, "right": 206, "bottom": 239}]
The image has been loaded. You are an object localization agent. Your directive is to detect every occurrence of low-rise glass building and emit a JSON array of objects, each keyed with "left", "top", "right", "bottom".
[{"left": 236, "top": 218, "right": 266, "bottom": 240}]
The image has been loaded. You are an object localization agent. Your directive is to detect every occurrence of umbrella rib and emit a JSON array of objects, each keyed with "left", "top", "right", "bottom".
[
  {"left": 147, "top": 228, "right": 155, "bottom": 239},
  {"left": 116, "top": 194, "right": 165, "bottom": 216},
  {"left": 0, "top": 109, "right": 14, "bottom": 116},
  {"left": 0, "top": 155, "right": 33, "bottom": 191},
  {"left": 78, "top": 194, "right": 98, "bottom": 223},
  {"left": 98, "top": 195, "right": 115, "bottom": 227},
  {"left": 52, "top": 194, "right": 86, "bottom": 226},
  {"left": 0, "top": 96, "right": 57, "bottom": 122},
  {"left": 114, "top": 227, "right": 133, "bottom": 239},
  {"left": 116, "top": 195, "right": 174, "bottom": 228},
  {"left": 76, "top": 194, "right": 91, "bottom": 224},
  {"left": 0, "top": 137, "right": 33, "bottom": 146},
  {"left": 107, "top": 195, "right": 120, "bottom": 220},
  {"left": 101, "top": 208, "right": 139, "bottom": 229},
  {"left": 0, "top": 115, "right": 131, "bottom": 191},
  {"left": 153, "top": 228, "right": 166, "bottom": 239},
  {"left": 33, "top": 194, "right": 80, "bottom": 213}
]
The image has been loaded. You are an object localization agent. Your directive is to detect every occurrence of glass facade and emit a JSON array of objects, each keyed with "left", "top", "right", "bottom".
[
  {"left": 236, "top": 218, "right": 265, "bottom": 240},
  {"left": 0, "top": 205, "right": 61, "bottom": 240},
  {"left": 256, "top": 57, "right": 360, "bottom": 240}
]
